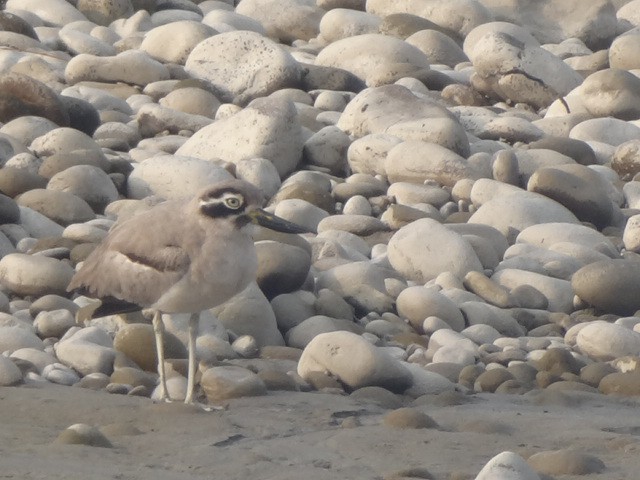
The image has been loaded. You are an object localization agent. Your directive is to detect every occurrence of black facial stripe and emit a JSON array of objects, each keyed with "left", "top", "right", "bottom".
[{"left": 200, "top": 201, "right": 246, "bottom": 218}]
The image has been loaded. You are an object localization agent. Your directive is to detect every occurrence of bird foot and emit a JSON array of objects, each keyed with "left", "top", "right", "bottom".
[{"left": 75, "top": 300, "right": 102, "bottom": 326}]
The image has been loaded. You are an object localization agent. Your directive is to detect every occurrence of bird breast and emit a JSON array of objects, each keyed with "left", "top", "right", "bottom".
[{"left": 151, "top": 230, "right": 258, "bottom": 313}]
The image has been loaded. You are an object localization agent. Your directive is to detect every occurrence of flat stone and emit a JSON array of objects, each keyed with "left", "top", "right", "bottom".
[{"left": 201, "top": 365, "right": 267, "bottom": 402}]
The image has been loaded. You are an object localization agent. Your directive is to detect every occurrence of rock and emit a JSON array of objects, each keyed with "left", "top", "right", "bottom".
[
  {"left": 347, "top": 133, "right": 402, "bottom": 176},
  {"left": 492, "top": 268, "right": 573, "bottom": 313},
  {"left": 475, "top": 451, "right": 541, "bottom": 480},
  {"left": 535, "top": 348, "right": 582, "bottom": 376},
  {"left": 47, "top": 165, "right": 118, "bottom": 213},
  {"left": 213, "top": 282, "right": 285, "bottom": 347},
  {"left": 318, "top": 7, "right": 381, "bottom": 43},
  {"left": 572, "top": 260, "right": 640, "bottom": 315},
  {"left": 468, "top": 191, "right": 580, "bottom": 243},
  {"left": 612, "top": 140, "right": 640, "bottom": 180},
  {"left": 464, "top": 22, "right": 582, "bottom": 108},
  {"left": 127, "top": 155, "right": 233, "bottom": 200},
  {"left": 184, "top": 30, "right": 302, "bottom": 105},
  {"left": 367, "top": 0, "right": 491, "bottom": 37},
  {"left": 403, "top": 362, "right": 457, "bottom": 397},
  {"left": 55, "top": 339, "right": 116, "bottom": 376},
  {"left": 383, "top": 407, "right": 438, "bottom": 429},
  {"left": 405, "top": 29, "right": 468, "bottom": 67},
  {"left": 575, "top": 321, "right": 640, "bottom": 361},
  {"left": 236, "top": 0, "right": 323, "bottom": 43},
  {"left": 55, "top": 424, "right": 113, "bottom": 448},
  {"left": 255, "top": 241, "right": 311, "bottom": 299},
  {"left": 0, "top": 254, "right": 74, "bottom": 297},
  {"left": 0, "top": 193, "right": 20, "bottom": 223},
  {"left": 136, "top": 103, "right": 214, "bottom": 137},
  {"left": 396, "top": 286, "right": 465, "bottom": 331},
  {"left": 0, "top": 356, "right": 22, "bottom": 386},
  {"left": 303, "top": 126, "right": 351, "bottom": 175},
  {"left": 516, "top": 222, "right": 618, "bottom": 256},
  {"left": 6, "top": 0, "right": 87, "bottom": 27},
  {"left": 479, "top": 0, "right": 616, "bottom": 49},
  {"left": 298, "top": 331, "right": 412, "bottom": 392},
  {"left": 16, "top": 189, "right": 95, "bottom": 226},
  {"left": 580, "top": 68, "right": 640, "bottom": 121},
  {"left": 10, "top": 348, "right": 57, "bottom": 373},
  {"left": 0, "top": 73, "right": 69, "bottom": 126},
  {"left": 527, "top": 164, "right": 614, "bottom": 229},
  {"left": 0, "top": 167, "right": 48, "bottom": 198},
  {"left": 286, "top": 315, "right": 361, "bottom": 349},
  {"left": 201, "top": 365, "right": 267, "bottom": 402},
  {"left": 386, "top": 140, "right": 476, "bottom": 186},
  {"left": 463, "top": 271, "right": 517, "bottom": 308},
  {"left": 113, "top": 323, "right": 187, "bottom": 372},
  {"left": 159, "top": 87, "right": 220, "bottom": 119},
  {"left": 76, "top": 0, "right": 133, "bottom": 25},
  {"left": 316, "top": 33, "right": 430, "bottom": 86},
  {"left": 599, "top": 371, "right": 640, "bottom": 396},
  {"left": 66, "top": 50, "right": 170, "bottom": 86},
  {"left": 388, "top": 218, "right": 483, "bottom": 283},
  {"left": 570, "top": 117, "right": 640, "bottom": 147},
  {"left": 459, "top": 302, "right": 525, "bottom": 337},
  {"left": 337, "top": 85, "right": 455, "bottom": 138},
  {"left": 176, "top": 97, "right": 303, "bottom": 178},
  {"left": 34, "top": 309, "right": 76, "bottom": 339},
  {"left": 527, "top": 449, "right": 605, "bottom": 475},
  {"left": 140, "top": 20, "right": 216, "bottom": 65},
  {"left": 316, "top": 261, "right": 396, "bottom": 314},
  {"left": 43, "top": 363, "right": 82, "bottom": 386}
]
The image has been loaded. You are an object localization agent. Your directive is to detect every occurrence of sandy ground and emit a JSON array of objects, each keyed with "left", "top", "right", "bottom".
[{"left": 1, "top": 384, "right": 639, "bottom": 480}]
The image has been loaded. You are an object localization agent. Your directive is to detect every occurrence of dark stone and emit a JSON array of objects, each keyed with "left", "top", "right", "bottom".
[
  {"left": 60, "top": 95, "right": 101, "bottom": 136},
  {"left": 0, "top": 73, "right": 69, "bottom": 126}
]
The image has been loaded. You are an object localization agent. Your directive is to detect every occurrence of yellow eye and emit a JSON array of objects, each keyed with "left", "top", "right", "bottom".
[{"left": 224, "top": 196, "right": 242, "bottom": 209}]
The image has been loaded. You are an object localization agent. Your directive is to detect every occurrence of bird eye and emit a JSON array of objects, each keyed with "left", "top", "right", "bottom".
[{"left": 224, "top": 196, "right": 242, "bottom": 209}]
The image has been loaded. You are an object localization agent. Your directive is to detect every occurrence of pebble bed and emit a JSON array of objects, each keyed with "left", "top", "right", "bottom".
[{"left": 2, "top": 0, "right": 640, "bottom": 477}]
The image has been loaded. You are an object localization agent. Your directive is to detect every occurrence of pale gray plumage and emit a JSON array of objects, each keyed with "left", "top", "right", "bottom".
[{"left": 68, "top": 179, "right": 309, "bottom": 404}]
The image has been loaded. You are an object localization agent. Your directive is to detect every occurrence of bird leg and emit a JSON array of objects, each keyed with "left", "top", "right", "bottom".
[
  {"left": 185, "top": 312, "right": 199, "bottom": 404},
  {"left": 152, "top": 310, "right": 170, "bottom": 402}
]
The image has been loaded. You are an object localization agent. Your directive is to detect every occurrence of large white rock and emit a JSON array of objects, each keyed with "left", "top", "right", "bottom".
[
  {"left": 315, "top": 33, "right": 430, "bottom": 86},
  {"left": 184, "top": 30, "right": 302, "bottom": 105},
  {"left": 127, "top": 155, "right": 233, "bottom": 200},
  {"left": 298, "top": 330, "right": 413, "bottom": 392},
  {"left": 475, "top": 451, "right": 541, "bottom": 480},
  {"left": 6, "top": 0, "right": 87, "bottom": 26},
  {"left": 337, "top": 85, "right": 453, "bottom": 138},
  {"left": 576, "top": 321, "right": 640, "bottom": 361},
  {"left": 468, "top": 192, "right": 580, "bottom": 243},
  {"left": 464, "top": 22, "right": 583, "bottom": 108},
  {"left": 140, "top": 21, "right": 216, "bottom": 65},
  {"left": 236, "top": 0, "right": 323, "bottom": 43},
  {"left": 367, "top": 0, "right": 492, "bottom": 37},
  {"left": 385, "top": 140, "right": 479, "bottom": 186},
  {"left": 388, "top": 218, "right": 483, "bottom": 283},
  {"left": 0, "top": 254, "right": 74, "bottom": 297},
  {"left": 176, "top": 97, "right": 303, "bottom": 178}
]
